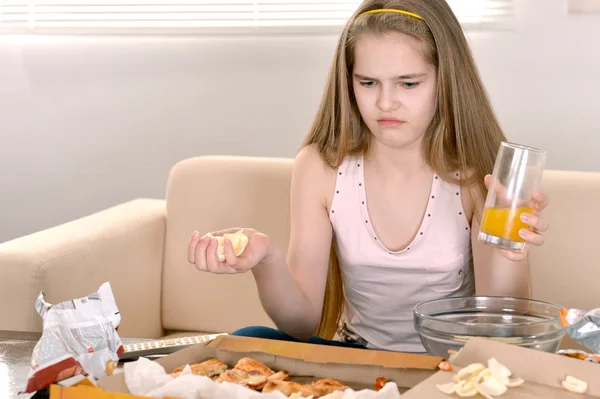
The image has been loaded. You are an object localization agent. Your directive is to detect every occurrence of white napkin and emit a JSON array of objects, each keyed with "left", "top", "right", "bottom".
[{"left": 123, "top": 357, "right": 403, "bottom": 399}]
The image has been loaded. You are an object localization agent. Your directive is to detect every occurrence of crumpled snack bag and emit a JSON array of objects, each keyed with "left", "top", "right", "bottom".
[
  {"left": 22, "top": 282, "right": 124, "bottom": 393},
  {"left": 558, "top": 308, "right": 600, "bottom": 363}
]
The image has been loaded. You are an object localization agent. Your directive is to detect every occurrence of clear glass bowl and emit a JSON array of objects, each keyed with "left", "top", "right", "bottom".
[{"left": 413, "top": 296, "right": 566, "bottom": 358}]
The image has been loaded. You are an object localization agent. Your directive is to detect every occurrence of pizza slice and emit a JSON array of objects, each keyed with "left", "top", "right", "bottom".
[
  {"left": 262, "top": 380, "right": 323, "bottom": 397},
  {"left": 170, "top": 358, "right": 228, "bottom": 379},
  {"left": 216, "top": 357, "right": 289, "bottom": 390}
]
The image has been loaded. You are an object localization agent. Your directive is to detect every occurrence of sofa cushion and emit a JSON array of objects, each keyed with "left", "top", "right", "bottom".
[
  {"left": 161, "top": 156, "right": 293, "bottom": 333},
  {"left": 529, "top": 170, "right": 600, "bottom": 311},
  {"left": 0, "top": 199, "right": 166, "bottom": 338}
]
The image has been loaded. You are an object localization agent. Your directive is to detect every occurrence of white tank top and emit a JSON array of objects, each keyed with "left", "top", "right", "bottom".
[{"left": 329, "top": 155, "right": 475, "bottom": 353}]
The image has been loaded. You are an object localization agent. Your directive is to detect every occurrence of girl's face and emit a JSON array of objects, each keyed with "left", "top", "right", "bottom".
[{"left": 352, "top": 32, "right": 437, "bottom": 151}]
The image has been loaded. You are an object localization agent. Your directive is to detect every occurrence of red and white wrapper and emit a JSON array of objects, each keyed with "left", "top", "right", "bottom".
[{"left": 22, "top": 282, "right": 124, "bottom": 393}]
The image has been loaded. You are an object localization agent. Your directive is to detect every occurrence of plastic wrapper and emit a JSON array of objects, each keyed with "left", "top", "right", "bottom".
[
  {"left": 558, "top": 307, "right": 600, "bottom": 363},
  {"left": 22, "top": 282, "right": 124, "bottom": 393}
]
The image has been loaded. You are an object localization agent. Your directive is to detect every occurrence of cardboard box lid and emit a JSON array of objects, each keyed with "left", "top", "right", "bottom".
[
  {"left": 207, "top": 335, "right": 443, "bottom": 369},
  {"left": 49, "top": 384, "right": 182, "bottom": 399},
  {"left": 401, "top": 337, "right": 600, "bottom": 398}
]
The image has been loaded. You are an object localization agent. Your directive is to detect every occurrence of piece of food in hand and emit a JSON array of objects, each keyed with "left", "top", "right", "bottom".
[
  {"left": 374, "top": 377, "right": 387, "bottom": 391},
  {"left": 170, "top": 358, "right": 228, "bottom": 378},
  {"left": 205, "top": 229, "right": 249, "bottom": 262}
]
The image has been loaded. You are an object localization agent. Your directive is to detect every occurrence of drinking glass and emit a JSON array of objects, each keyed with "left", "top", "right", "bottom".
[{"left": 478, "top": 142, "right": 547, "bottom": 252}]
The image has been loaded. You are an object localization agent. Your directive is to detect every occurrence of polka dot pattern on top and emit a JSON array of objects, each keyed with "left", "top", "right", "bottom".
[
  {"left": 327, "top": 154, "right": 475, "bottom": 353},
  {"left": 328, "top": 155, "right": 470, "bottom": 255}
]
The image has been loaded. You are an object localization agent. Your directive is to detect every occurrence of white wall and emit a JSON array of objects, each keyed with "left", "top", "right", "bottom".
[{"left": 1, "top": 0, "right": 598, "bottom": 243}]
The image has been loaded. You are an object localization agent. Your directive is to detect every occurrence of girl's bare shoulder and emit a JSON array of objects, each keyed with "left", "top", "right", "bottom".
[{"left": 293, "top": 145, "right": 338, "bottom": 205}]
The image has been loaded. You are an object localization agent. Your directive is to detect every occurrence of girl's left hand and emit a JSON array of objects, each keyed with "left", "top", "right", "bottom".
[
  {"left": 502, "top": 190, "right": 550, "bottom": 261},
  {"left": 484, "top": 174, "right": 550, "bottom": 261}
]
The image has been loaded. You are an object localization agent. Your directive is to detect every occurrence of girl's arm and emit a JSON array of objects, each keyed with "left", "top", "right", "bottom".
[
  {"left": 470, "top": 216, "right": 531, "bottom": 297},
  {"left": 251, "top": 145, "right": 336, "bottom": 340}
]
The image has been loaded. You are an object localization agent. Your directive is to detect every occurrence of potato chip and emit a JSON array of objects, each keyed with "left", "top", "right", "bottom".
[
  {"left": 437, "top": 358, "right": 524, "bottom": 398},
  {"left": 206, "top": 229, "right": 249, "bottom": 262},
  {"left": 561, "top": 375, "right": 588, "bottom": 394}
]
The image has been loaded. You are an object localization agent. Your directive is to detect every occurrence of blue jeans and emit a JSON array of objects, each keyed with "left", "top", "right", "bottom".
[{"left": 231, "top": 326, "right": 367, "bottom": 349}]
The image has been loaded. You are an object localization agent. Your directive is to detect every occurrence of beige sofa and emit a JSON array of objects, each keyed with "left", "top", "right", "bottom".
[{"left": 1, "top": 156, "right": 599, "bottom": 345}]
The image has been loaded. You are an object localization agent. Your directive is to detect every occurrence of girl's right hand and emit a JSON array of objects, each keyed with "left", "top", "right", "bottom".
[{"left": 187, "top": 228, "right": 271, "bottom": 274}]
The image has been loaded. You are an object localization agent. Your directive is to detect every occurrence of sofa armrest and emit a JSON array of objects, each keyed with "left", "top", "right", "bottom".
[{"left": 0, "top": 199, "right": 166, "bottom": 338}]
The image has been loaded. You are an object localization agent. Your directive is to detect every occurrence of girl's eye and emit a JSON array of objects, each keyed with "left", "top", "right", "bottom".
[
  {"left": 402, "top": 82, "right": 420, "bottom": 89},
  {"left": 360, "top": 81, "right": 376, "bottom": 88}
]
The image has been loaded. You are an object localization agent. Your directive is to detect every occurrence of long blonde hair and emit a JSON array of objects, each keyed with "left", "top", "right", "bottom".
[{"left": 305, "top": 0, "right": 507, "bottom": 339}]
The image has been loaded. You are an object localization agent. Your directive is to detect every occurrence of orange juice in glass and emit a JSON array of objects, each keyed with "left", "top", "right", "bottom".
[{"left": 478, "top": 142, "right": 547, "bottom": 252}]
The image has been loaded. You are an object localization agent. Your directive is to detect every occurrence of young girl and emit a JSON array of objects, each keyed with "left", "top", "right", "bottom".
[{"left": 187, "top": 0, "right": 550, "bottom": 353}]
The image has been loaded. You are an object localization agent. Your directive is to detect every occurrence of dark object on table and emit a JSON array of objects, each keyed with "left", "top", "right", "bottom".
[{"left": 30, "top": 387, "right": 49, "bottom": 399}]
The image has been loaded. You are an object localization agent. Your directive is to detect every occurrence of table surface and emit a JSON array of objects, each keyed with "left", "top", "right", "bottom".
[
  {"left": 0, "top": 330, "right": 154, "bottom": 399},
  {"left": 0, "top": 330, "right": 588, "bottom": 399},
  {"left": 1, "top": 338, "right": 37, "bottom": 399}
]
